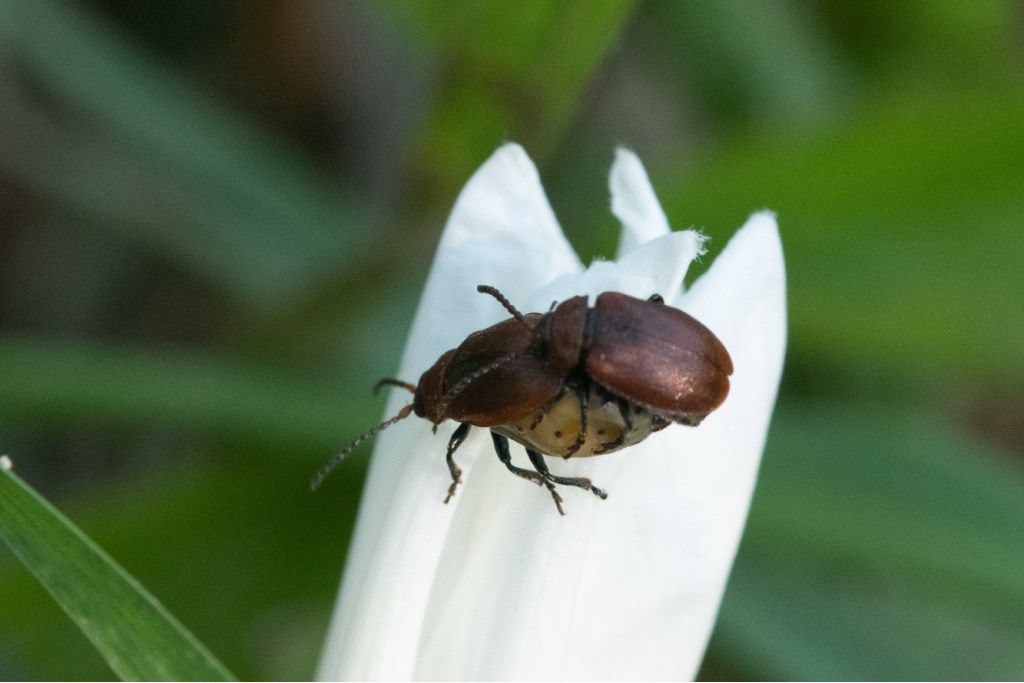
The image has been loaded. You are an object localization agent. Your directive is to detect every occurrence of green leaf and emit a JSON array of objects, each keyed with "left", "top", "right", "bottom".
[
  {"left": 0, "top": 0, "right": 364, "bottom": 311},
  {"left": 0, "top": 463, "right": 234, "bottom": 680},
  {"left": 662, "top": 90, "right": 1024, "bottom": 383},
  {"left": 701, "top": 401, "right": 1024, "bottom": 680}
]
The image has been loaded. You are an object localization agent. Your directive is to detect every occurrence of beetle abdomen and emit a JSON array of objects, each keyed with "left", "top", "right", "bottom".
[
  {"left": 492, "top": 382, "right": 665, "bottom": 458},
  {"left": 585, "top": 292, "right": 732, "bottom": 421}
]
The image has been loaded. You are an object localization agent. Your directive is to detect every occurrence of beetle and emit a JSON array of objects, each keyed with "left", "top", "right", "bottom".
[{"left": 311, "top": 284, "right": 733, "bottom": 514}]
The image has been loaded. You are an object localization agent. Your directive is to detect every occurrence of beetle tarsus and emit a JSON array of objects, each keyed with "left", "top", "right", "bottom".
[
  {"left": 443, "top": 422, "right": 471, "bottom": 503},
  {"left": 551, "top": 490, "right": 566, "bottom": 515},
  {"left": 528, "top": 449, "right": 608, "bottom": 502},
  {"left": 492, "top": 430, "right": 565, "bottom": 514}
]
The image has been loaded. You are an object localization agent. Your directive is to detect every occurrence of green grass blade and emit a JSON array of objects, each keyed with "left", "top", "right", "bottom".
[
  {"left": 0, "top": 463, "right": 234, "bottom": 681},
  {"left": 0, "top": 457, "right": 365, "bottom": 680}
]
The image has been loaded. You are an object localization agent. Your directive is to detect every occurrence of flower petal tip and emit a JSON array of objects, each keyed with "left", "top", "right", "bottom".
[
  {"left": 699, "top": 211, "right": 783, "bottom": 285},
  {"left": 738, "top": 210, "right": 780, "bottom": 242},
  {"left": 489, "top": 142, "right": 533, "bottom": 173},
  {"left": 611, "top": 147, "right": 672, "bottom": 256},
  {"left": 454, "top": 144, "right": 543, "bottom": 225}
]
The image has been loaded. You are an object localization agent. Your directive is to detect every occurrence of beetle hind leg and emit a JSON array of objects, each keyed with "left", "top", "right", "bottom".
[
  {"left": 443, "top": 422, "right": 471, "bottom": 504},
  {"left": 492, "top": 432, "right": 565, "bottom": 515},
  {"left": 528, "top": 449, "right": 608, "bottom": 501}
]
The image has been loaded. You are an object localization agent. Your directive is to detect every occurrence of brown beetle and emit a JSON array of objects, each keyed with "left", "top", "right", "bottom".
[{"left": 312, "top": 285, "right": 733, "bottom": 514}]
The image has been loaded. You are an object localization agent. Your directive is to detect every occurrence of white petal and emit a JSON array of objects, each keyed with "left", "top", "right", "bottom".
[
  {"left": 317, "top": 144, "right": 583, "bottom": 680},
  {"left": 611, "top": 147, "right": 673, "bottom": 257},
  {"left": 529, "top": 229, "right": 705, "bottom": 311},
  {"left": 414, "top": 212, "right": 786, "bottom": 679}
]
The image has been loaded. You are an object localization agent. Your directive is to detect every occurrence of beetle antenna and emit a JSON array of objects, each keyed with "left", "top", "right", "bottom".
[
  {"left": 477, "top": 285, "right": 528, "bottom": 325},
  {"left": 310, "top": 404, "right": 414, "bottom": 491},
  {"left": 374, "top": 378, "right": 417, "bottom": 395}
]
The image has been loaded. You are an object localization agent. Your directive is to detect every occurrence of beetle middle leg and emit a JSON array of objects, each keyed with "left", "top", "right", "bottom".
[
  {"left": 528, "top": 449, "right": 608, "bottom": 500},
  {"left": 443, "top": 422, "right": 471, "bottom": 504},
  {"left": 491, "top": 432, "right": 565, "bottom": 515},
  {"left": 529, "top": 388, "right": 564, "bottom": 431},
  {"left": 594, "top": 399, "right": 634, "bottom": 454},
  {"left": 564, "top": 381, "right": 589, "bottom": 459}
]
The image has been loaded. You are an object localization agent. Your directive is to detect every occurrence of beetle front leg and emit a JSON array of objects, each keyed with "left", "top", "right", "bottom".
[
  {"left": 443, "top": 422, "right": 471, "bottom": 504},
  {"left": 491, "top": 432, "right": 565, "bottom": 515},
  {"left": 528, "top": 449, "right": 608, "bottom": 500}
]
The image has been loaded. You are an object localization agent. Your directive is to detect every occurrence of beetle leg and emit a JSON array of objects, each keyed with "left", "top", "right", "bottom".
[
  {"left": 528, "top": 449, "right": 608, "bottom": 501},
  {"left": 593, "top": 399, "right": 634, "bottom": 454},
  {"left": 491, "top": 432, "right": 565, "bottom": 515},
  {"left": 593, "top": 433, "right": 625, "bottom": 455},
  {"left": 593, "top": 398, "right": 635, "bottom": 454},
  {"left": 620, "top": 398, "right": 635, "bottom": 432},
  {"left": 528, "top": 387, "right": 564, "bottom": 431},
  {"left": 651, "top": 415, "right": 672, "bottom": 431},
  {"left": 563, "top": 382, "right": 589, "bottom": 459},
  {"left": 443, "top": 422, "right": 471, "bottom": 504}
]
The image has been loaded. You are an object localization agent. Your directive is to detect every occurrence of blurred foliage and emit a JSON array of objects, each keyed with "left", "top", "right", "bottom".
[
  {"left": 703, "top": 401, "right": 1024, "bottom": 680},
  {"left": 669, "top": 90, "right": 1024, "bottom": 384},
  {"left": 0, "top": 0, "right": 1022, "bottom": 679}
]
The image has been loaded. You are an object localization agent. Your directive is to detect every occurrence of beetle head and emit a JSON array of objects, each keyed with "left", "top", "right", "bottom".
[{"left": 412, "top": 349, "right": 453, "bottom": 424}]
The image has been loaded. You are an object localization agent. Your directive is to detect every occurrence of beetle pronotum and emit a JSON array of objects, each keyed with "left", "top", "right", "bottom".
[{"left": 312, "top": 285, "right": 733, "bottom": 514}]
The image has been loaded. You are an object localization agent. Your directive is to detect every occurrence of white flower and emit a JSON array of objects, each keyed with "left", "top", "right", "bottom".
[{"left": 317, "top": 144, "right": 786, "bottom": 681}]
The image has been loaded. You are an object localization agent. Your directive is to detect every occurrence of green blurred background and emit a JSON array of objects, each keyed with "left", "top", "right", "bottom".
[{"left": 2, "top": 0, "right": 1023, "bottom": 679}]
